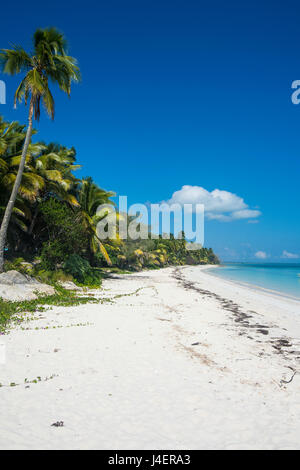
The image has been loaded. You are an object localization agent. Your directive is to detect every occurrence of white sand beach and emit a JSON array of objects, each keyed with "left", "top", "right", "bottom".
[{"left": 1, "top": 266, "right": 300, "bottom": 450}]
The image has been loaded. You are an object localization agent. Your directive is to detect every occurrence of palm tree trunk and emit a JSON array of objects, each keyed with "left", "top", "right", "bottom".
[
  {"left": 28, "top": 205, "right": 38, "bottom": 235},
  {"left": 0, "top": 100, "right": 34, "bottom": 272}
]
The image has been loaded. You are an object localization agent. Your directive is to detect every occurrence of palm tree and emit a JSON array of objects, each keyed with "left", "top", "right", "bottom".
[
  {"left": 0, "top": 28, "right": 80, "bottom": 271},
  {"left": 0, "top": 117, "right": 25, "bottom": 158},
  {"left": 77, "top": 177, "right": 115, "bottom": 265},
  {"left": 1, "top": 131, "right": 45, "bottom": 203},
  {"left": 0, "top": 118, "right": 45, "bottom": 245},
  {"left": 28, "top": 143, "right": 80, "bottom": 235}
]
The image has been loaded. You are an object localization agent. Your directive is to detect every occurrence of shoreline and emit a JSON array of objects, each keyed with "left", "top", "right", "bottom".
[
  {"left": 1, "top": 266, "right": 300, "bottom": 449},
  {"left": 203, "top": 264, "right": 300, "bottom": 303}
]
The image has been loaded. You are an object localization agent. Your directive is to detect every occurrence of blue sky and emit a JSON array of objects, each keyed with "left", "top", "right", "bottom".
[{"left": 0, "top": 0, "right": 300, "bottom": 261}]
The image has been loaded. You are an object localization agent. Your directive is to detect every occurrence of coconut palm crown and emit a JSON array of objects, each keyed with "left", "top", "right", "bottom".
[{"left": 1, "top": 28, "right": 80, "bottom": 119}]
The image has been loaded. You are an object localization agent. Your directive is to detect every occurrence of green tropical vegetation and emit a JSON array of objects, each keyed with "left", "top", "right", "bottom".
[
  {"left": 0, "top": 27, "right": 80, "bottom": 271},
  {"left": 0, "top": 27, "right": 219, "bottom": 293},
  {"left": 0, "top": 114, "right": 218, "bottom": 285}
]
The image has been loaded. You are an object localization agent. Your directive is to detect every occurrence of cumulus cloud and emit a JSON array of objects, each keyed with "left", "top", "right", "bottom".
[
  {"left": 281, "top": 250, "right": 299, "bottom": 259},
  {"left": 164, "top": 185, "right": 261, "bottom": 222},
  {"left": 255, "top": 251, "right": 268, "bottom": 259}
]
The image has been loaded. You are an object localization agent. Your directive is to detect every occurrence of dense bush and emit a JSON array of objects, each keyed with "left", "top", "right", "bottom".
[
  {"left": 63, "top": 254, "right": 102, "bottom": 286},
  {"left": 40, "top": 200, "right": 88, "bottom": 251},
  {"left": 40, "top": 240, "right": 68, "bottom": 270},
  {"left": 38, "top": 200, "right": 89, "bottom": 269}
]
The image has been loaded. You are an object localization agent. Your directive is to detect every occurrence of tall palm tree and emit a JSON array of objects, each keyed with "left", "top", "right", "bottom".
[
  {"left": 0, "top": 28, "right": 80, "bottom": 271},
  {"left": 78, "top": 177, "right": 115, "bottom": 265}
]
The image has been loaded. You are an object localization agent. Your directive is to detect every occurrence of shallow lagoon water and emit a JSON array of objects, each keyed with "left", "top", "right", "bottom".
[{"left": 207, "top": 263, "right": 300, "bottom": 299}]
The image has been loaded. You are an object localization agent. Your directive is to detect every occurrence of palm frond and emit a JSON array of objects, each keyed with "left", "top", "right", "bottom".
[{"left": 0, "top": 47, "right": 32, "bottom": 74}]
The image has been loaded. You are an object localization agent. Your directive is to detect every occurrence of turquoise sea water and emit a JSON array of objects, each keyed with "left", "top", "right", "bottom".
[{"left": 208, "top": 263, "right": 300, "bottom": 299}]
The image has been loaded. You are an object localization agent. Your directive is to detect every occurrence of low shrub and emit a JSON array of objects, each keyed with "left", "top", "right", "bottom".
[
  {"left": 63, "top": 254, "right": 102, "bottom": 287},
  {"left": 4, "top": 257, "right": 34, "bottom": 276},
  {"left": 33, "top": 268, "right": 73, "bottom": 284},
  {"left": 40, "top": 240, "right": 70, "bottom": 270}
]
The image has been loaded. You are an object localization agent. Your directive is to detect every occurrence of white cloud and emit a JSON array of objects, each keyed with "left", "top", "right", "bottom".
[
  {"left": 164, "top": 185, "right": 261, "bottom": 222},
  {"left": 255, "top": 251, "right": 268, "bottom": 259},
  {"left": 281, "top": 250, "right": 299, "bottom": 259}
]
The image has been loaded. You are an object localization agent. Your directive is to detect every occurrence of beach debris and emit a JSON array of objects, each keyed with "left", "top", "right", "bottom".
[
  {"left": 173, "top": 267, "right": 300, "bottom": 364},
  {"left": 280, "top": 367, "right": 297, "bottom": 387},
  {"left": 51, "top": 421, "right": 64, "bottom": 427},
  {"left": 271, "top": 338, "right": 293, "bottom": 354},
  {"left": 191, "top": 342, "right": 200, "bottom": 346}
]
